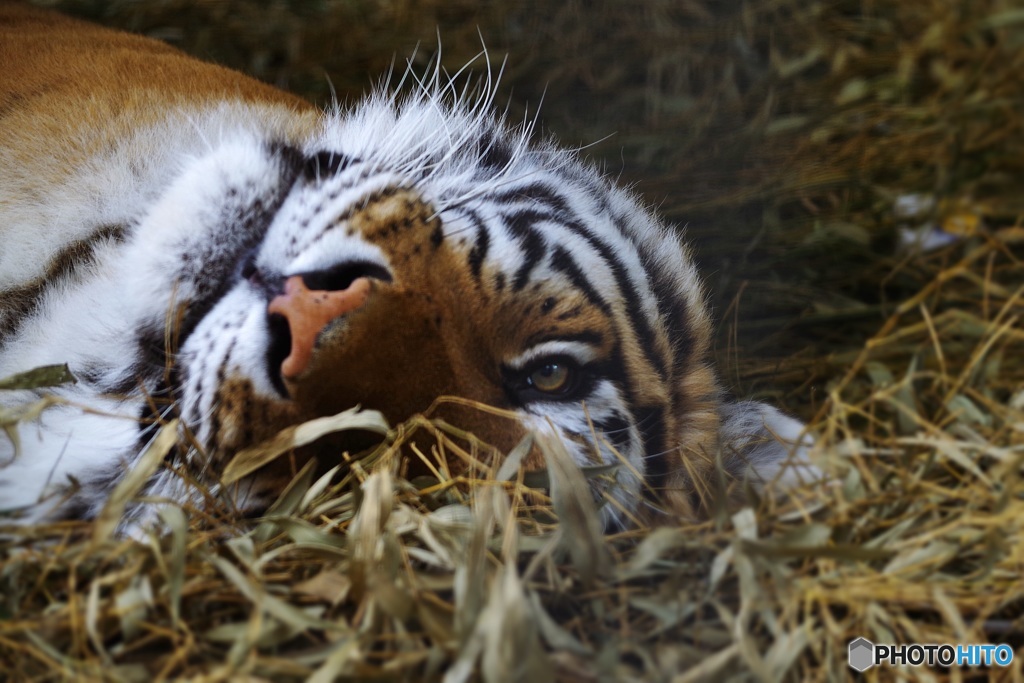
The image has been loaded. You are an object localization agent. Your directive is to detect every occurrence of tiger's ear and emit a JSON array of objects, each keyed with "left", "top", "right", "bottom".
[{"left": 718, "top": 400, "right": 820, "bottom": 490}]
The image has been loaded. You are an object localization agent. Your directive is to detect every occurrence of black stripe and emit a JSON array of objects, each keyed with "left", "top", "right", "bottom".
[
  {"left": 557, "top": 221, "right": 668, "bottom": 381},
  {"left": 503, "top": 211, "right": 549, "bottom": 291},
  {"left": 307, "top": 184, "right": 405, "bottom": 245},
  {"left": 492, "top": 183, "right": 669, "bottom": 380},
  {"left": 0, "top": 224, "right": 127, "bottom": 347},
  {"left": 205, "top": 339, "right": 237, "bottom": 450},
  {"left": 634, "top": 404, "right": 669, "bottom": 494},
  {"left": 612, "top": 209, "right": 695, "bottom": 367},
  {"left": 303, "top": 150, "right": 356, "bottom": 182},
  {"left": 188, "top": 358, "right": 206, "bottom": 427},
  {"left": 490, "top": 183, "right": 572, "bottom": 219},
  {"left": 137, "top": 373, "right": 178, "bottom": 451},
  {"left": 582, "top": 176, "right": 615, "bottom": 219},
  {"left": 476, "top": 129, "right": 514, "bottom": 172},
  {"left": 584, "top": 241, "right": 664, "bottom": 380},
  {"left": 546, "top": 252, "right": 639, "bottom": 416},
  {"left": 430, "top": 221, "right": 444, "bottom": 248},
  {"left": 549, "top": 246, "right": 611, "bottom": 315},
  {"left": 556, "top": 305, "right": 583, "bottom": 321},
  {"left": 593, "top": 410, "right": 632, "bottom": 455},
  {"left": 646, "top": 254, "right": 695, "bottom": 366},
  {"left": 463, "top": 209, "right": 491, "bottom": 280},
  {"left": 603, "top": 345, "right": 637, "bottom": 410},
  {"left": 175, "top": 141, "right": 305, "bottom": 350}
]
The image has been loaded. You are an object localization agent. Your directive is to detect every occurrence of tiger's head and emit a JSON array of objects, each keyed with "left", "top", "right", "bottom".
[
  {"left": 118, "top": 82, "right": 811, "bottom": 528},
  {"left": 0, "top": 6, "right": 818, "bottom": 530}
]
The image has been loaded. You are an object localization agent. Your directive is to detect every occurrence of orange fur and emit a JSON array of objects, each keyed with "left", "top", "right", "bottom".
[{"left": 0, "top": 4, "right": 313, "bottom": 185}]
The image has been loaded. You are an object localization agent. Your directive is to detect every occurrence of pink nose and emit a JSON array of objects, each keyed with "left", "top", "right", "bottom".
[{"left": 267, "top": 275, "right": 371, "bottom": 378}]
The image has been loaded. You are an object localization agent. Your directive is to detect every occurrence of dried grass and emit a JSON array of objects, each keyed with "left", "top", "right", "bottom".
[{"left": 3, "top": 0, "right": 1024, "bottom": 680}]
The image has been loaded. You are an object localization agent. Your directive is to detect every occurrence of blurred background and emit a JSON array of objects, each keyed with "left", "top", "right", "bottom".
[{"left": 31, "top": 0, "right": 1024, "bottom": 419}]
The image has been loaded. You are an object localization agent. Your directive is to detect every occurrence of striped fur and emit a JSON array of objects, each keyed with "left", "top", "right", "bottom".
[{"left": 0, "top": 5, "right": 814, "bottom": 529}]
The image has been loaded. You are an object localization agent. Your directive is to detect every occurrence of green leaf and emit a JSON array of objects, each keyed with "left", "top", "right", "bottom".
[
  {"left": 222, "top": 407, "right": 389, "bottom": 484},
  {"left": 0, "top": 364, "right": 76, "bottom": 390}
]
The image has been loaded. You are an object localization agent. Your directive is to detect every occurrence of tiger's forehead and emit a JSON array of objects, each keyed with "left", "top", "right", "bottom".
[
  {"left": 313, "top": 94, "right": 531, "bottom": 186},
  {"left": 263, "top": 100, "right": 656, "bottom": 294},
  {"left": 259, "top": 143, "right": 658, "bottom": 331},
  {"left": 308, "top": 96, "right": 615, "bottom": 226}
]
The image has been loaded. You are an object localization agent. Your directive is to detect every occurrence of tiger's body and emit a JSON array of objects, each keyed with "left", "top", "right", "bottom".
[{"left": 0, "top": 5, "right": 812, "bottom": 529}]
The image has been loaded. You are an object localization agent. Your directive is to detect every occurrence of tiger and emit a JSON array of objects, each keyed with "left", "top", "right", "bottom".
[{"left": 0, "top": 4, "right": 814, "bottom": 531}]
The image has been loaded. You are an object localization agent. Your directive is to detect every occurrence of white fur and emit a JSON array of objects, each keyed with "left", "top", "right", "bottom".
[{"left": 719, "top": 401, "right": 820, "bottom": 488}]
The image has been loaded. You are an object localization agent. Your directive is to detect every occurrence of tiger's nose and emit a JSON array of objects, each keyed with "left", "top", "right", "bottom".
[{"left": 268, "top": 275, "right": 371, "bottom": 379}]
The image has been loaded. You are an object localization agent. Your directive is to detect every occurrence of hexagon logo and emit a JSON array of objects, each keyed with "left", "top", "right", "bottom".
[{"left": 848, "top": 637, "right": 875, "bottom": 672}]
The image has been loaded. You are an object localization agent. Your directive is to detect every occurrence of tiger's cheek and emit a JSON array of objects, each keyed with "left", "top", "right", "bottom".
[
  {"left": 209, "top": 378, "right": 295, "bottom": 452},
  {"left": 659, "top": 363, "right": 723, "bottom": 519},
  {"left": 290, "top": 287, "right": 456, "bottom": 421}
]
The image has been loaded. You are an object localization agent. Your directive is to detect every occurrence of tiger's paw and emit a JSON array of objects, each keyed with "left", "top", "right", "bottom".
[{"left": 719, "top": 400, "right": 823, "bottom": 494}]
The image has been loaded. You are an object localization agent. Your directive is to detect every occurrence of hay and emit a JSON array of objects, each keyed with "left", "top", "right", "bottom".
[{"left": 3, "top": 0, "right": 1024, "bottom": 680}]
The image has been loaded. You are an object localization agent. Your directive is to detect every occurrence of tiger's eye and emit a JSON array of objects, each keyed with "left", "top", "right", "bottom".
[{"left": 529, "top": 362, "right": 571, "bottom": 393}]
